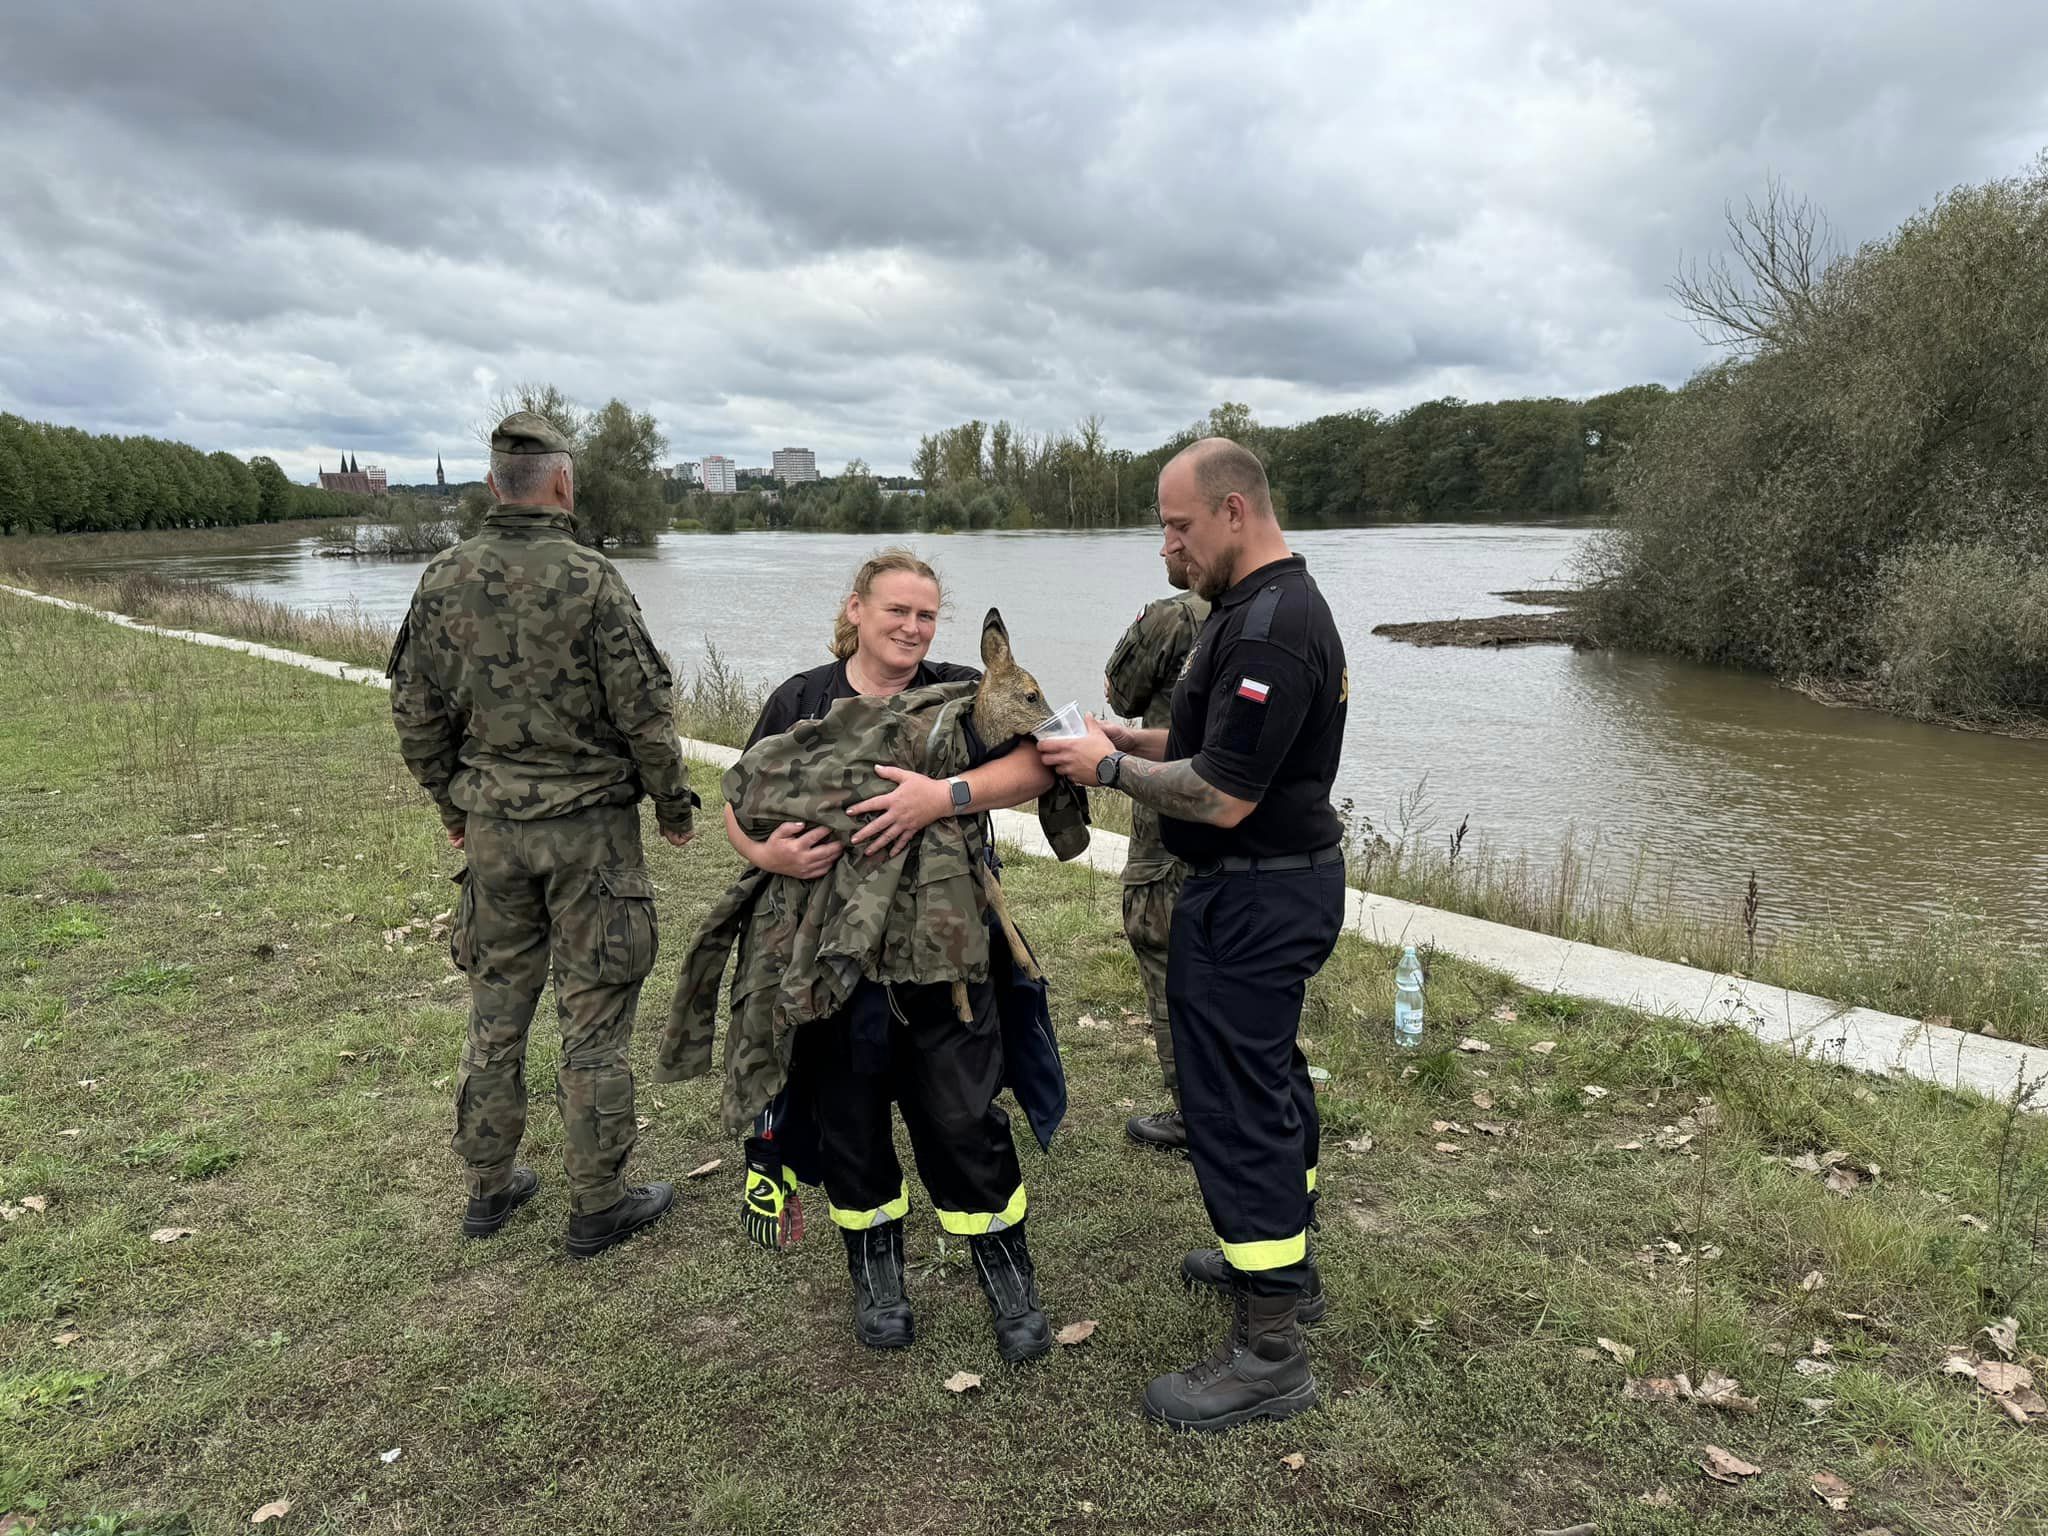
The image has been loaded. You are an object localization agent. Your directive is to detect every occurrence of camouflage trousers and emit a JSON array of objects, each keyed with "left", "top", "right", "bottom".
[
  {"left": 1121, "top": 863, "right": 1187, "bottom": 1101},
  {"left": 450, "top": 803, "right": 659, "bottom": 1216}
]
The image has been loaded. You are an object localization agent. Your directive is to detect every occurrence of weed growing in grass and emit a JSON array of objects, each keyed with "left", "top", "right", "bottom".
[
  {"left": 105, "top": 962, "right": 193, "bottom": 997},
  {"left": 37, "top": 914, "right": 104, "bottom": 949}
]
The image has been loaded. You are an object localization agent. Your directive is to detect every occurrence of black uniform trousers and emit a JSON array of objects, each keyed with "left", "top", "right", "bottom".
[
  {"left": 790, "top": 975, "right": 1026, "bottom": 1234},
  {"left": 1166, "top": 858, "right": 1345, "bottom": 1294}
]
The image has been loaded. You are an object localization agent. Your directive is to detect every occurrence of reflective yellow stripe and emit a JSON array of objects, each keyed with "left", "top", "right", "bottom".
[
  {"left": 934, "top": 1183, "right": 1028, "bottom": 1235},
  {"left": 1305, "top": 1166, "right": 1318, "bottom": 1193},
  {"left": 828, "top": 1181, "right": 910, "bottom": 1230},
  {"left": 1221, "top": 1231, "right": 1307, "bottom": 1271}
]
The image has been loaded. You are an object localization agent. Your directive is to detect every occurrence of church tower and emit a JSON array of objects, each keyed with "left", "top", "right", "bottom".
[{"left": 436, "top": 452, "right": 446, "bottom": 488}]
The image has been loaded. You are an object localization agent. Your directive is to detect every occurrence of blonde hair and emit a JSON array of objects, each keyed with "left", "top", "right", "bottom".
[{"left": 831, "top": 547, "right": 944, "bottom": 660}]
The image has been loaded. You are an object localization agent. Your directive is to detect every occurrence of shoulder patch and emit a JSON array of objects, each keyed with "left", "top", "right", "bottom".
[{"left": 1244, "top": 584, "right": 1283, "bottom": 643}]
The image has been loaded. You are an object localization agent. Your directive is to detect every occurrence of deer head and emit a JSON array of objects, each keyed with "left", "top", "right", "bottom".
[{"left": 972, "top": 608, "right": 1052, "bottom": 746}]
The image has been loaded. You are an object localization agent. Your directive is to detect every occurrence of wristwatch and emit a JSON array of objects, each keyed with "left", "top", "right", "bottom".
[
  {"left": 1097, "top": 751, "right": 1126, "bottom": 788},
  {"left": 948, "top": 776, "right": 973, "bottom": 813}
]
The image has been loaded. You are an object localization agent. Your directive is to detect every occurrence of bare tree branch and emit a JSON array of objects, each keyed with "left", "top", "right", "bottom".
[{"left": 1669, "top": 174, "right": 1836, "bottom": 354}]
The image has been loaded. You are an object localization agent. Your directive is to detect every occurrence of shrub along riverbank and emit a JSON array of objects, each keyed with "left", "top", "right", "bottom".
[
  {"left": 3, "top": 588, "right": 2045, "bottom": 1535},
  {"left": 2, "top": 570, "right": 2043, "bottom": 1051},
  {"left": 1581, "top": 156, "right": 2048, "bottom": 732}
]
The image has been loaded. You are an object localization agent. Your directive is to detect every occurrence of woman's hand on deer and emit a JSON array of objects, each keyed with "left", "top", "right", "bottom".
[
  {"left": 848, "top": 765, "right": 951, "bottom": 858},
  {"left": 763, "top": 821, "right": 843, "bottom": 879}
]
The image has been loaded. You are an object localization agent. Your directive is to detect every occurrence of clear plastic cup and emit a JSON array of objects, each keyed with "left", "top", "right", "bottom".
[{"left": 1031, "top": 701, "right": 1086, "bottom": 740}]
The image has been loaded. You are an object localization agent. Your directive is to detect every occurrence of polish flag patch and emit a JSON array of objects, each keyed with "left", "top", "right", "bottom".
[{"left": 1236, "top": 677, "right": 1271, "bottom": 704}]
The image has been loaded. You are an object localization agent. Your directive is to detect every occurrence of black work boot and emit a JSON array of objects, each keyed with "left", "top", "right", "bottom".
[
  {"left": 841, "top": 1223, "right": 915, "bottom": 1350},
  {"left": 564, "top": 1182, "right": 675, "bottom": 1260},
  {"left": 1125, "top": 1108, "right": 1188, "bottom": 1152},
  {"left": 462, "top": 1167, "right": 539, "bottom": 1238},
  {"left": 1143, "top": 1285, "right": 1318, "bottom": 1431},
  {"left": 1180, "top": 1247, "right": 1329, "bottom": 1325},
  {"left": 969, "top": 1222, "right": 1052, "bottom": 1364}
]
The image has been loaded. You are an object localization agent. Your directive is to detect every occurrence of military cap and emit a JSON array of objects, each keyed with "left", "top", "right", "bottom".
[{"left": 490, "top": 410, "right": 576, "bottom": 456}]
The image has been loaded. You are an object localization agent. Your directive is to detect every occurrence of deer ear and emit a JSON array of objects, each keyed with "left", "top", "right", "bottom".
[{"left": 981, "top": 608, "right": 1013, "bottom": 669}]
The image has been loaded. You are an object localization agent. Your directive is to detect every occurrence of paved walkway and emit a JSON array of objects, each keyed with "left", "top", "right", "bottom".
[{"left": 9, "top": 581, "right": 2041, "bottom": 1111}]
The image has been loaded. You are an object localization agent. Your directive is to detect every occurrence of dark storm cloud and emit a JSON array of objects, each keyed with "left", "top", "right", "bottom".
[{"left": 1, "top": 0, "right": 2043, "bottom": 479}]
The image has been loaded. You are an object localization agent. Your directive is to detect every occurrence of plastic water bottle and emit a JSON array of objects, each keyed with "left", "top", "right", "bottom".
[{"left": 1394, "top": 946, "right": 1425, "bottom": 1049}]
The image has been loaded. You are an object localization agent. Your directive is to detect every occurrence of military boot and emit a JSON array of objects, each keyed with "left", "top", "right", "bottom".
[
  {"left": 1143, "top": 1285, "right": 1318, "bottom": 1431},
  {"left": 564, "top": 1182, "right": 675, "bottom": 1260},
  {"left": 969, "top": 1222, "right": 1052, "bottom": 1364},
  {"left": 1125, "top": 1108, "right": 1188, "bottom": 1152},
  {"left": 463, "top": 1166, "right": 539, "bottom": 1238},
  {"left": 841, "top": 1223, "right": 914, "bottom": 1350},
  {"left": 1180, "top": 1247, "right": 1328, "bottom": 1325}
]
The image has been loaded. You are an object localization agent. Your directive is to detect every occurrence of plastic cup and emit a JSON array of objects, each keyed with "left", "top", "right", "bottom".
[{"left": 1031, "top": 701, "right": 1086, "bottom": 740}]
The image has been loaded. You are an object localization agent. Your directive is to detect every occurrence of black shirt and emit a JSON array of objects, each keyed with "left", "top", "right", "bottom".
[
  {"left": 1163, "top": 555, "right": 1347, "bottom": 864},
  {"left": 747, "top": 657, "right": 984, "bottom": 747}
]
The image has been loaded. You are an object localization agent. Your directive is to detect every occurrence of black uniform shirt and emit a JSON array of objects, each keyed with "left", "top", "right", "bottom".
[{"left": 1162, "top": 555, "right": 1347, "bottom": 864}]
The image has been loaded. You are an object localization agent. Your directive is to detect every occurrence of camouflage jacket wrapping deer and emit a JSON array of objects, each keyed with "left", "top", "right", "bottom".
[{"left": 653, "top": 679, "right": 1079, "bottom": 1135}]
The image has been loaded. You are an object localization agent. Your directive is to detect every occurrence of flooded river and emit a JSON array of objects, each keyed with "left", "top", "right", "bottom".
[{"left": 43, "top": 523, "right": 2048, "bottom": 940}]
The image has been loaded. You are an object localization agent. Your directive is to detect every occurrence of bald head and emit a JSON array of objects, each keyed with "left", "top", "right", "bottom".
[{"left": 1163, "top": 437, "right": 1273, "bottom": 520}]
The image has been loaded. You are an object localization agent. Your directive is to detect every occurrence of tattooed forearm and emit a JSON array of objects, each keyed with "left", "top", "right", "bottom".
[{"left": 1119, "top": 756, "right": 1250, "bottom": 825}]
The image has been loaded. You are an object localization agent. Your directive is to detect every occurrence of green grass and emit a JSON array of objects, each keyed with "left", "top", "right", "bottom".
[{"left": 2, "top": 590, "right": 2046, "bottom": 1534}]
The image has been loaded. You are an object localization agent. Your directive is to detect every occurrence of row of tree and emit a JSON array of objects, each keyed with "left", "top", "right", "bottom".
[
  {"left": 899, "top": 389, "right": 1672, "bottom": 530},
  {"left": 0, "top": 414, "right": 383, "bottom": 535},
  {"left": 460, "top": 383, "right": 668, "bottom": 547}
]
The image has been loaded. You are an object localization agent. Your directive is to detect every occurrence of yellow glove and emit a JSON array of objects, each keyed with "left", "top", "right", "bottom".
[{"left": 742, "top": 1137, "right": 802, "bottom": 1250}]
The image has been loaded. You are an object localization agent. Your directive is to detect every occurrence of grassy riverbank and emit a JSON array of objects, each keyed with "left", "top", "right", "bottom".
[
  {"left": 4, "top": 590, "right": 2048, "bottom": 1535},
  {"left": 7, "top": 570, "right": 2045, "bottom": 1050}
]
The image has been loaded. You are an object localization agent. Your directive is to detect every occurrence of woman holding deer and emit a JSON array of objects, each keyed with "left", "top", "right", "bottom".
[{"left": 723, "top": 548, "right": 1062, "bottom": 1363}]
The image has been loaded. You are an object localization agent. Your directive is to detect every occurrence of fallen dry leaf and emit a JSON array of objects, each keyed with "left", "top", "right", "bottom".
[
  {"left": 1474, "top": 1121, "right": 1510, "bottom": 1136},
  {"left": 685, "top": 1158, "right": 723, "bottom": 1179},
  {"left": 1976, "top": 1360, "right": 2033, "bottom": 1397},
  {"left": 150, "top": 1227, "right": 195, "bottom": 1244},
  {"left": 1623, "top": 1376, "right": 1684, "bottom": 1404},
  {"left": 1055, "top": 1320, "right": 1098, "bottom": 1346},
  {"left": 1434, "top": 1142, "right": 1463, "bottom": 1156},
  {"left": 943, "top": 1370, "right": 983, "bottom": 1394},
  {"left": 1529, "top": 1040, "right": 1557, "bottom": 1055},
  {"left": 1980, "top": 1317, "right": 2019, "bottom": 1360},
  {"left": 1076, "top": 1013, "right": 1107, "bottom": 1029},
  {"left": 1942, "top": 1352, "right": 1980, "bottom": 1378},
  {"left": 1531, "top": 1226, "right": 1553, "bottom": 1237},
  {"left": 1430, "top": 1120, "right": 1469, "bottom": 1135},
  {"left": 1278, "top": 1451, "right": 1307, "bottom": 1471},
  {"left": 1801, "top": 1397, "right": 1835, "bottom": 1416},
  {"left": 379, "top": 1448, "right": 401, "bottom": 1464},
  {"left": 1342, "top": 1134, "right": 1374, "bottom": 1154},
  {"left": 1809, "top": 1471, "right": 1853, "bottom": 1510},
  {"left": 1810, "top": 1337, "right": 1834, "bottom": 1358},
  {"left": 1800, "top": 1269, "right": 1827, "bottom": 1293},
  {"left": 250, "top": 1500, "right": 291, "bottom": 1525},
  {"left": 1996, "top": 1395, "right": 2032, "bottom": 1425},
  {"left": 1115, "top": 1098, "right": 1136, "bottom": 1109},
  {"left": 1699, "top": 1445, "right": 1760, "bottom": 1484},
  {"left": 1688, "top": 1370, "right": 1760, "bottom": 1413},
  {"left": 1616, "top": 1140, "right": 1646, "bottom": 1152},
  {"left": 52, "top": 1329, "right": 81, "bottom": 1347},
  {"left": 635, "top": 1116, "right": 651, "bottom": 1130},
  {"left": 57, "top": 1128, "right": 82, "bottom": 1138},
  {"left": 1456, "top": 1036, "right": 1493, "bottom": 1053},
  {"left": 1958, "top": 1213, "right": 1990, "bottom": 1231},
  {"left": 1490, "top": 1003, "right": 1519, "bottom": 1024},
  {"left": 1581, "top": 1084, "right": 1609, "bottom": 1100},
  {"left": 1597, "top": 1337, "right": 1636, "bottom": 1367},
  {"left": 20, "top": 1195, "right": 47, "bottom": 1213},
  {"left": 1471, "top": 1090, "right": 1495, "bottom": 1110},
  {"left": 1793, "top": 1358, "right": 1839, "bottom": 1380}
]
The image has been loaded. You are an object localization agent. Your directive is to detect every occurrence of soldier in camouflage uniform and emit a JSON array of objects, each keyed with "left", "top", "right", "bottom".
[
  {"left": 1106, "top": 561, "right": 1209, "bottom": 1153},
  {"left": 389, "top": 410, "right": 698, "bottom": 1259}
]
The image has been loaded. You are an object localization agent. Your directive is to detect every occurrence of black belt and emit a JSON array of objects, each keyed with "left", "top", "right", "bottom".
[{"left": 1187, "top": 845, "right": 1344, "bottom": 877}]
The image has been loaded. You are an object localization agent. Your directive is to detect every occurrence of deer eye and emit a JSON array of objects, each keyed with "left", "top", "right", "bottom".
[{"left": 1026, "top": 692, "right": 1041, "bottom": 704}]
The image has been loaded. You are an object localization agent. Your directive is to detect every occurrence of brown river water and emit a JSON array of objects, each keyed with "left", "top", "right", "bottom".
[{"left": 42, "top": 523, "right": 2048, "bottom": 941}]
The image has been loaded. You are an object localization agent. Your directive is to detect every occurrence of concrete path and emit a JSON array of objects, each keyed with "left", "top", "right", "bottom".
[{"left": 9, "top": 581, "right": 2042, "bottom": 1111}]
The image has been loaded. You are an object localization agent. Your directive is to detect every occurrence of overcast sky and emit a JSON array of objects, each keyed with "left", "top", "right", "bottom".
[{"left": 2, "top": 2, "right": 2043, "bottom": 482}]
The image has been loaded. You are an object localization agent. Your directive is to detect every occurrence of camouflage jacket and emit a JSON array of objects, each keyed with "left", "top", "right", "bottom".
[
  {"left": 1105, "top": 591, "right": 1209, "bottom": 883},
  {"left": 387, "top": 505, "right": 695, "bottom": 835},
  {"left": 653, "top": 680, "right": 1051, "bottom": 1134}
]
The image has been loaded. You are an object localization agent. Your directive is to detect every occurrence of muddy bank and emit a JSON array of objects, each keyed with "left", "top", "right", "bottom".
[{"left": 1372, "top": 605, "right": 1598, "bottom": 649}]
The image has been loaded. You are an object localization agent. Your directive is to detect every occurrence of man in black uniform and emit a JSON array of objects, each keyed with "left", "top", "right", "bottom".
[{"left": 1040, "top": 436, "right": 1347, "bottom": 1430}]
